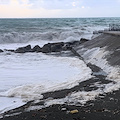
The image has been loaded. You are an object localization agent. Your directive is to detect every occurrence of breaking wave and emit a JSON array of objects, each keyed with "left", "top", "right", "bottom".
[{"left": 0, "top": 30, "right": 92, "bottom": 44}]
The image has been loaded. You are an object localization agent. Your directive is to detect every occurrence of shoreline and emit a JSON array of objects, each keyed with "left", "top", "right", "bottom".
[
  {"left": 0, "top": 33, "right": 120, "bottom": 120},
  {"left": 2, "top": 89, "right": 120, "bottom": 120},
  {"left": 1, "top": 73, "right": 119, "bottom": 120}
]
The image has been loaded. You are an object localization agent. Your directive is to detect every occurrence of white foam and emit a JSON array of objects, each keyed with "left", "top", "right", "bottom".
[
  {"left": 3, "top": 55, "right": 92, "bottom": 100},
  {"left": 44, "top": 90, "right": 101, "bottom": 107},
  {"left": 27, "top": 81, "right": 120, "bottom": 112},
  {"left": 0, "top": 30, "right": 86, "bottom": 45},
  {"left": 1, "top": 46, "right": 120, "bottom": 114},
  {"left": 40, "top": 47, "right": 119, "bottom": 108},
  {"left": 82, "top": 47, "right": 120, "bottom": 80},
  {"left": 0, "top": 97, "right": 25, "bottom": 114},
  {"left": 0, "top": 52, "right": 92, "bottom": 113}
]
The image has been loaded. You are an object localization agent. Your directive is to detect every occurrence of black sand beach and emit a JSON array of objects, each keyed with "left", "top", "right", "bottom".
[{"left": 0, "top": 33, "right": 120, "bottom": 120}]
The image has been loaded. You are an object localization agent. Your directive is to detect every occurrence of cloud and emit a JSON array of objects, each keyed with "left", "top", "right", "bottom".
[
  {"left": 30, "top": 0, "right": 84, "bottom": 10},
  {"left": 0, "top": 0, "right": 120, "bottom": 18},
  {"left": 0, "top": 0, "right": 89, "bottom": 18},
  {"left": 0, "top": 0, "right": 10, "bottom": 4},
  {"left": 0, "top": 0, "right": 85, "bottom": 18},
  {"left": 0, "top": 0, "right": 34, "bottom": 18},
  {"left": 72, "top": 2, "right": 76, "bottom": 7},
  {"left": 82, "top": 6, "right": 85, "bottom": 9},
  {"left": 0, "top": 0, "right": 64, "bottom": 18}
]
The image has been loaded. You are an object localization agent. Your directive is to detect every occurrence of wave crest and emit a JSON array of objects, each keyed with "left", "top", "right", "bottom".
[{"left": 0, "top": 29, "right": 92, "bottom": 44}]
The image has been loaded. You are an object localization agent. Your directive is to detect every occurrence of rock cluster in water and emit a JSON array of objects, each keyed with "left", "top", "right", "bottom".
[{"left": 0, "top": 38, "right": 89, "bottom": 53}]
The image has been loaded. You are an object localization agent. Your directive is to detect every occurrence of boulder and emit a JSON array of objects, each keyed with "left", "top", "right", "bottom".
[
  {"left": 42, "top": 43, "right": 51, "bottom": 53},
  {"left": 15, "top": 45, "right": 31, "bottom": 53},
  {"left": 0, "top": 49, "right": 3, "bottom": 53},
  {"left": 65, "top": 41, "right": 80, "bottom": 47},
  {"left": 80, "top": 38, "right": 89, "bottom": 44},
  {"left": 51, "top": 42, "right": 64, "bottom": 52},
  {"left": 42, "top": 42, "right": 64, "bottom": 53},
  {"left": 32, "top": 45, "right": 41, "bottom": 52}
]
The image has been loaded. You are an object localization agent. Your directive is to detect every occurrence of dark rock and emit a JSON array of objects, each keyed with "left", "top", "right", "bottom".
[
  {"left": 42, "top": 43, "right": 51, "bottom": 53},
  {"left": 63, "top": 41, "right": 81, "bottom": 51},
  {"left": 51, "top": 42, "right": 64, "bottom": 52},
  {"left": 42, "top": 42, "right": 64, "bottom": 53},
  {"left": 62, "top": 45, "right": 72, "bottom": 51},
  {"left": 4, "top": 49, "right": 15, "bottom": 52},
  {"left": 71, "top": 41, "right": 80, "bottom": 46},
  {"left": 15, "top": 45, "right": 31, "bottom": 53},
  {"left": 80, "top": 38, "right": 89, "bottom": 44},
  {"left": 65, "top": 41, "right": 80, "bottom": 47},
  {"left": 0, "top": 49, "right": 3, "bottom": 52},
  {"left": 32, "top": 45, "right": 41, "bottom": 52},
  {"left": 52, "top": 42, "right": 64, "bottom": 46}
]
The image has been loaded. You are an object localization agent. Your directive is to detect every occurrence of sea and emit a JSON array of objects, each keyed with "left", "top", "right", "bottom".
[{"left": 0, "top": 17, "right": 120, "bottom": 114}]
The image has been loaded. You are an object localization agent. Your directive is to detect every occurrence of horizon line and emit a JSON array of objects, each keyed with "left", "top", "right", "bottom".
[{"left": 0, "top": 16, "right": 120, "bottom": 19}]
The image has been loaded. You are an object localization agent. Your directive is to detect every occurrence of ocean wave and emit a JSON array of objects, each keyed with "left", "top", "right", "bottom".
[{"left": 0, "top": 29, "right": 93, "bottom": 44}]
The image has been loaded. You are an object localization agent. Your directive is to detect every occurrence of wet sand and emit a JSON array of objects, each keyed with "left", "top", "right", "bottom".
[{"left": 1, "top": 33, "right": 120, "bottom": 120}]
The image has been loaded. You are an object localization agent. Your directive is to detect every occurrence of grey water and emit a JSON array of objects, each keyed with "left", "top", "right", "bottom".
[{"left": 0, "top": 17, "right": 120, "bottom": 44}]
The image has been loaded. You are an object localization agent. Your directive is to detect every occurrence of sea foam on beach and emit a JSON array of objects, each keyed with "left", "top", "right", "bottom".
[
  {"left": 36, "top": 46, "right": 120, "bottom": 109},
  {"left": 0, "top": 52, "right": 92, "bottom": 113},
  {"left": 82, "top": 47, "right": 120, "bottom": 80}
]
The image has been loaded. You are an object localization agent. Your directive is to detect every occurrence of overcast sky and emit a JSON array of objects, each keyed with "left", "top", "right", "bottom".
[{"left": 0, "top": 0, "right": 120, "bottom": 18}]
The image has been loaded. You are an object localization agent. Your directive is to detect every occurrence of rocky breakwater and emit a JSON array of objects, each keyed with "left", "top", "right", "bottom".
[
  {"left": 1, "top": 38, "right": 89, "bottom": 54},
  {"left": 15, "top": 44, "right": 42, "bottom": 53},
  {"left": 14, "top": 43, "right": 65, "bottom": 53},
  {"left": 15, "top": 45, "right": 32, "bottom": 53}
]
